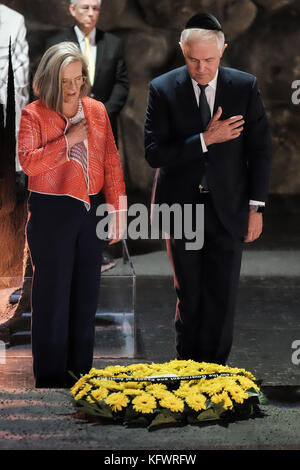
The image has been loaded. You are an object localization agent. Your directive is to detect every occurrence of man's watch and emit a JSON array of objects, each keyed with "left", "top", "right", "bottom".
[{"left": 249, "top": 204, "right": 265, "bottom": 213}]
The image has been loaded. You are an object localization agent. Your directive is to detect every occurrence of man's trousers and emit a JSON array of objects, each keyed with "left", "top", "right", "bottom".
[{"left": 166, "top": 193, "right": 244, "bottom": 365}]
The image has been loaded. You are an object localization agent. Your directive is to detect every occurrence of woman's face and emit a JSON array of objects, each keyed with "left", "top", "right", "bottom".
[{"left": 61, "top": 61, "right": 84, "bottom": 105}]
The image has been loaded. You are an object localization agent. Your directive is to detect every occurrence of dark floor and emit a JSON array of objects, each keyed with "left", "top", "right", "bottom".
[
  {"left": 1, "top": 275, "right": 300, "bottom": 386},
  {"left": 1, "top": 194, "right": 300, "bottom": 386},
  {"left": 0, "top": 194, "right": 300, "bottom": 450}
]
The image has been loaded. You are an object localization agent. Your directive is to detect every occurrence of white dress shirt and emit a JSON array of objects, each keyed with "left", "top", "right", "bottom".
[
  {"left": 191, "top": 71, "right": 218, "bottom": 154},
  {"left": 191, "top": 71, "right": 264, "bottom": 207}
]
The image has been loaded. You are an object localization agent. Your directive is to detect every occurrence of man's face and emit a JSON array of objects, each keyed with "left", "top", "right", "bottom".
[
  {"left": 69, "top": 0, "right": 101, "bottom": 35},
  {"left": 181, "top": 37, "right": 227, "bottom": 85}
]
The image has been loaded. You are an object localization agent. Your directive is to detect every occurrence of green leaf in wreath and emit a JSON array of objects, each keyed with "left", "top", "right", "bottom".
[
  {"left": 95, "top": 400, "right": 115, "bottom": 418},
  {"left": 257, "top": 391, "right": 268, "bottom": 406},
  {"left": 246, "top": 387, "right": 260, "bottom": 398},
  {"left": 75, "top": 398, "right": 114, "bottom": 419},
  {"left": 124, "top": 404, "right": 146, "bottom": 425},
  {"left": 197, "top": 403, "right": 225, "bottom": 422},
  {"left": 148, "top": 409, "right": 183, "bottom": 431},
  {"left": 204, "top": 398, "right": 214, "bottom": 409},
  {"left": 74, "top": 399, "right": 106, "bottom": 418},
  {"left": 68, "top": 370, "right": 79, "bottom": 382}
]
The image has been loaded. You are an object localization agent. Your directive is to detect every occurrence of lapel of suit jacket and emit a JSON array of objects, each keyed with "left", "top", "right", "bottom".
[
  {"left": 174, "top": 66, "right": 233, "bottom": 130},
  {"left": 213, "top": 66, "right": 233, "bottom": 117},
  {"left": 69, "top": 27, "right": 80, "bottom": 45},
  {"left": 175, "top": 66, "right": 201, "bottom": 126},
  {"left": 94, "top": 29, "right": 105, "bottom": 82}
]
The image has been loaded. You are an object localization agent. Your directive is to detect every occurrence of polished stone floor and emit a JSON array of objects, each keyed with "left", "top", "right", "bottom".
[
  {"left": 0, "top": 194, "right": 300, "bottom": 388},
  {"left": 0, "top": 195, "right": 300, "bottom": 451},
  {"left": 1, "top": 274, "right": 300, "bottom": 388}
]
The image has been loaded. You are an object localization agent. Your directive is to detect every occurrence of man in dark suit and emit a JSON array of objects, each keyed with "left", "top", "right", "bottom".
[
  {"left": 144, "top": 13, "right": 272, "bottom": 365},
  {"left": 46, "top": 0, "right": 129, "bottom": 143}
]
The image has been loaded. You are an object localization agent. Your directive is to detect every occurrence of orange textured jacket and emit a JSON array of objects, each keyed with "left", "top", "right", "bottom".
[{"left": 18, "top": 96, "right": 127, "bottom": 212}]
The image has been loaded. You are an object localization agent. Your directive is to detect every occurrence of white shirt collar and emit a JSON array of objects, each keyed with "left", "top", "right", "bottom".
[
  {"left": 74, "top": 25, "right": 96, "bottom": 46},
  {"left": 192, "top": 69, "right": 219, "bottom": 91}
]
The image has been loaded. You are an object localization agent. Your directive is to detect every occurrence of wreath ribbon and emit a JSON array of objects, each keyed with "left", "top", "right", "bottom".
[{"left": 97, "top": 373, "right": 237, "bottom": 383}]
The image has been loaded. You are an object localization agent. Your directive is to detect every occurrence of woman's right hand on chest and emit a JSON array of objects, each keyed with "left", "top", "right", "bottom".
[{"left": 66, "top": 119, "right": 89, "bottom": 148}]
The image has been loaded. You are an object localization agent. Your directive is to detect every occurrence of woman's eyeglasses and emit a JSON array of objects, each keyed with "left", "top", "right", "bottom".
[{"left": 61, "top": 75, "right": 87, "bottom": 87}]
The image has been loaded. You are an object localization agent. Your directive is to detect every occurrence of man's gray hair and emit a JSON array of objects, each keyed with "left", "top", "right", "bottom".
[
  {"left": 70, "top": 0, "right": 101, "bottom": 4},
  {"left": 180, "top": 28, "right": 225, "bottom": 51}
]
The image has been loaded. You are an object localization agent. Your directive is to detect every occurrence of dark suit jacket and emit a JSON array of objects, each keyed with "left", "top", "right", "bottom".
[
  {"left": 46, "top": 27, "right": 129, "bottom": 141},
  {"left": 144, "top": 65, "right": 272, "bottom": 238}
]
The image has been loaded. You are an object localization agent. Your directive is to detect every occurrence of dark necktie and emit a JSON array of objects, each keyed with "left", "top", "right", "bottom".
[
  {"left": 198, "top": 84, "right": 211, "bottom": 129},
  {"left": 198, "top": 84, "right": 211, "bottom": 191}
]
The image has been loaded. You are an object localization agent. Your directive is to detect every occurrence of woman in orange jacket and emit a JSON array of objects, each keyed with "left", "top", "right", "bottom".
[{"left": 18, "top": 42, "right": 127, "bottom": 388}]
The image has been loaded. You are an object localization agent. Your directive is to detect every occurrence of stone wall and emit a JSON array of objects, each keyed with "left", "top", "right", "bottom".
[{"left": 2, "top": 0, "right": 300, "bottom": 194}]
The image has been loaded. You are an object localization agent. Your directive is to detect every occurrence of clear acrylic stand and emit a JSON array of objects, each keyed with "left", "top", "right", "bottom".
[
  {"left": 0, "top": 240, "right": 136, "bottom": 360},
  {"left": 94, "top": 240, "right": 136, "bottom": 358}
]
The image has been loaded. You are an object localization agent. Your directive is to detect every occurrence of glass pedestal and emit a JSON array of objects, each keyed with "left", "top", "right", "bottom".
[
  {"left": 0, "top": 240, "right": 136, "bottom": 381},
  {"left": 94, "top": 240, "right": 136, "bottom": 358}
]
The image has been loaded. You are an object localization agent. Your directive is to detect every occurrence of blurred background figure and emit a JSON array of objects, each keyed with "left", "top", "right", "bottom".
[
  {"left": 0, "top": 3, "right": 29, "bottom": 172},
  {"left": 46, "top": 0, "right": 129, "bottom": 145},
  {"left": 0, "top": 3, "right": 30, "bottom": 285}
]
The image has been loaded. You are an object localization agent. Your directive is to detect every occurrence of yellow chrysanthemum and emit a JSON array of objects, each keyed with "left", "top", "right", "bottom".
[
  {"left": 74, "top": 384, "right": 92, "bottom": 401},
  {"left": 121, "top": 381, "right": 145, "bottom": 390},
  {"left": 103, "top": 365, "right": 128, "bottom": 375},
  {"left": 199, "top": 378, "right": 224, "bottom": 396},
  {"left": 159, "top": 392, "right": 185, "bottom": 413},
  {"left": 96, "top": 379, "right": 123, "bottom": 391},
  {"left": 127, "top": 363, "right": 153, "bottom": 376},
  {"left": 185, "top": 392, "right": 207, "bottom": 412},
  {"left": 146, "top": 383, "right": 168, "bottom": 399},
  {"left": 173, "top": 382, "right": 192, "bottom": 398},
  {"left": 86, "top": 395, "right": 96, "bottom": 404},
  {"left": 122, "top": 388, "right": 144, "bottom": 396},
  {"left": 237, "top": 375, "right": 259, "bottom": 391},
  {"left": 132, "top": 393, "right": 157, "bottom": 414},
  {"left": 89, "top": 378, "right": 107, "bottom": 387},
  {"left": 228, "top": 385, "right": 249, "bottom": 404},
  {"left": 91, "top": 387, "right": 109, "bottom": 402},
  {"left": 106, "top": 392, "right": 129, "bottom": 412},
  {"left": 211, "top": 391, "right": 233, "bottom": 410},
  {"left": 87, "top": 368, "right": 101, "bottom": 378},
  {"left": 70, "top": 374, "right": 90, "bottom": 396}
]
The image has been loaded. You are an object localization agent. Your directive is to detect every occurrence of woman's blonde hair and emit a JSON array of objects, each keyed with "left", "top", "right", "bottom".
[{"left": 33, "top": 42, "right": 91, "bottom": 114}]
